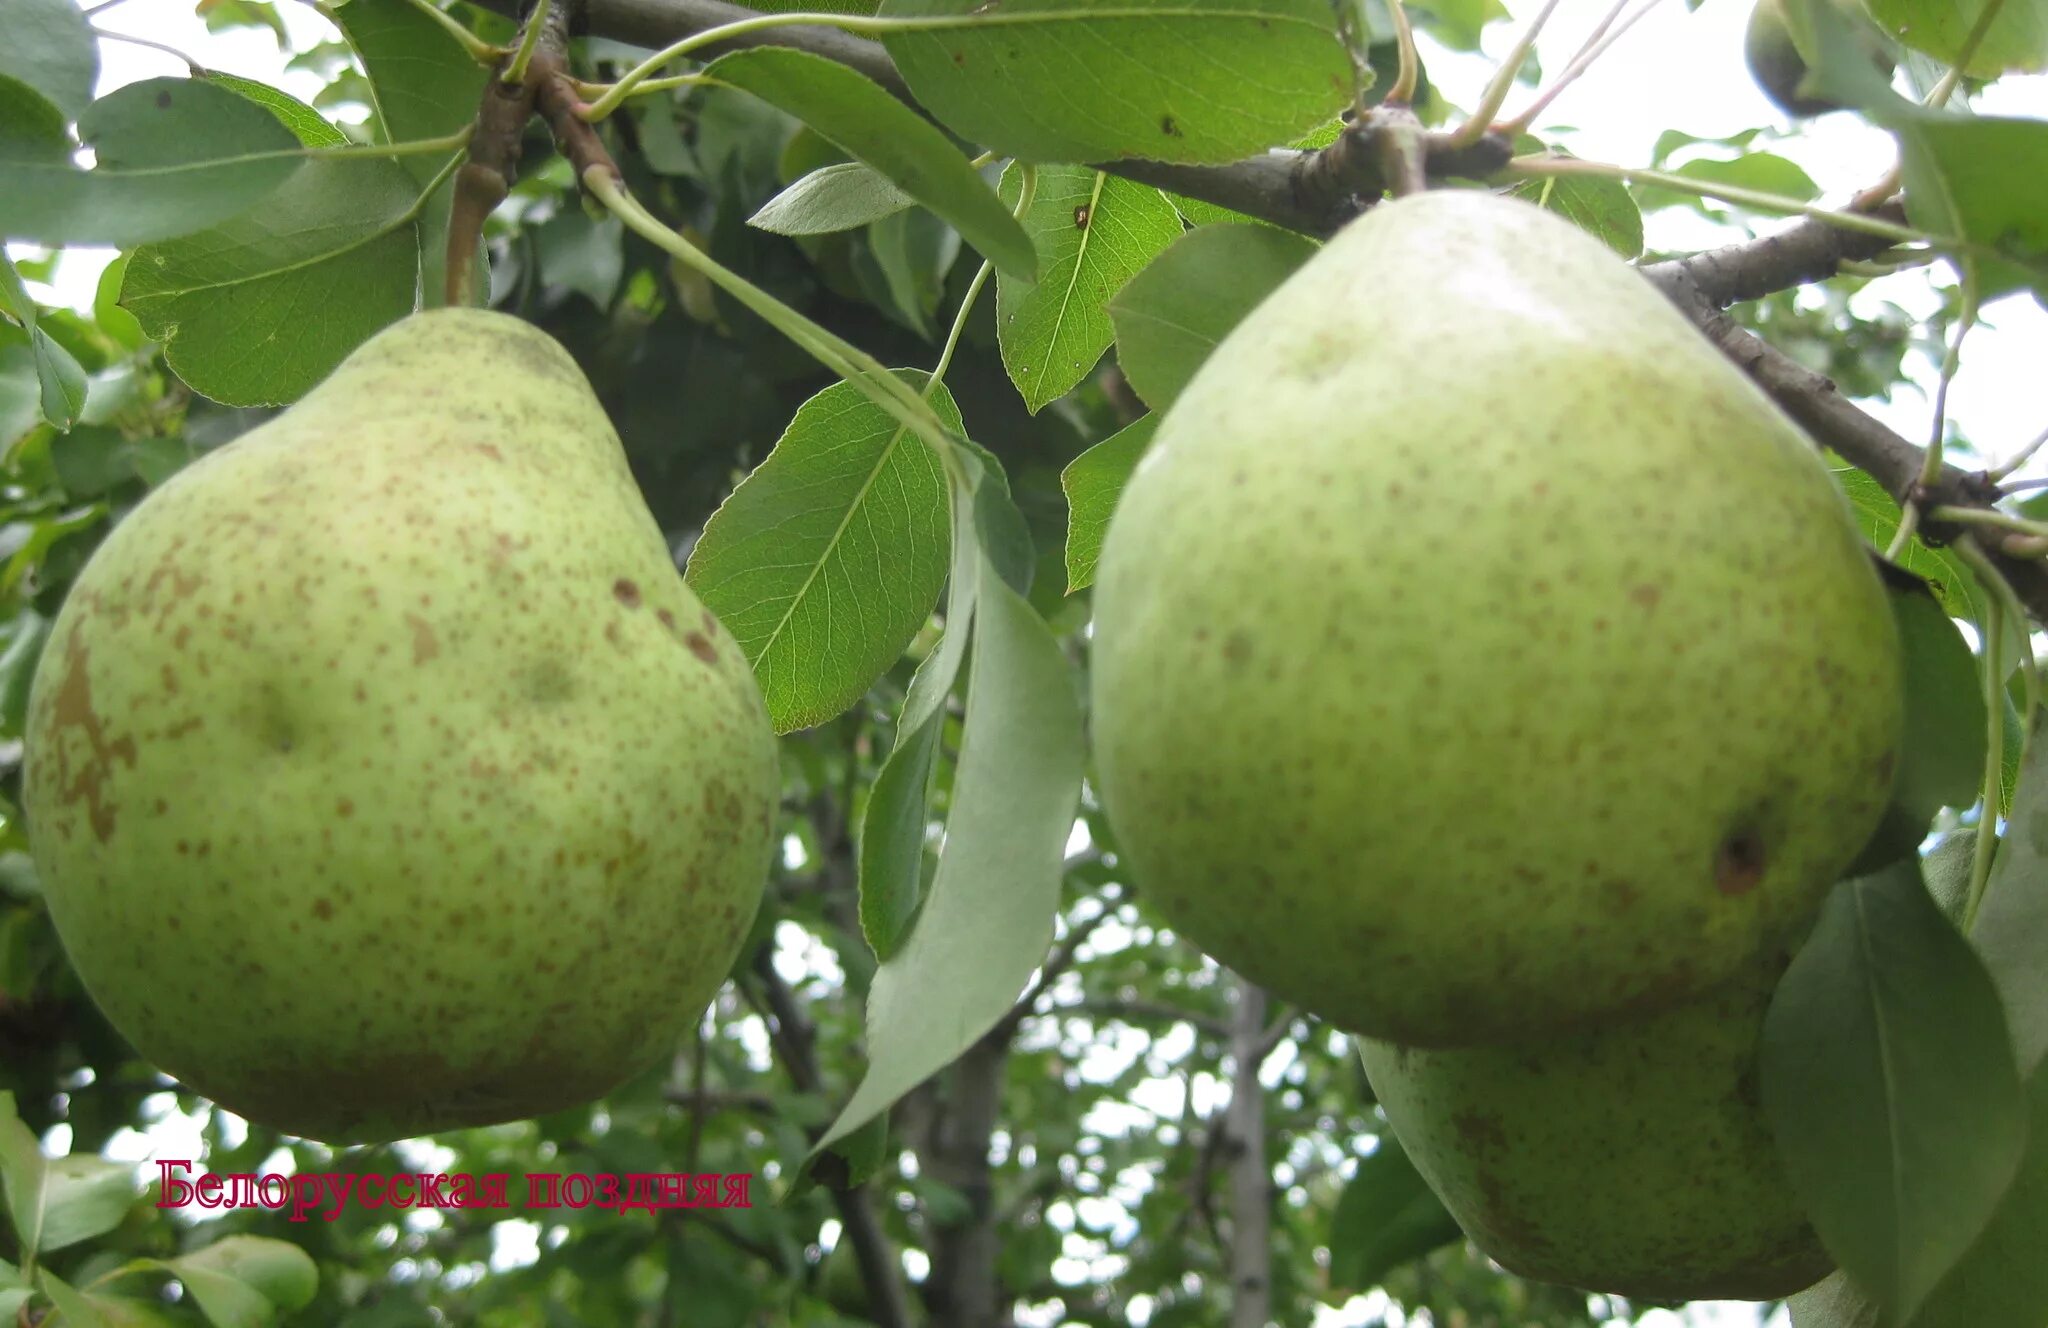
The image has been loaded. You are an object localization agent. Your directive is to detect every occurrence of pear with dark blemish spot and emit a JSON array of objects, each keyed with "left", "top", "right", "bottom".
[
  {"left": 1359, "top": 948, "right": 1832, "bottom": 1299},
  {"left": 22, "top": 308, "right": 779, "bottom": 1144},
  {"left": 1089, "top": 188, "right": 1902, "bottom": 1047}
]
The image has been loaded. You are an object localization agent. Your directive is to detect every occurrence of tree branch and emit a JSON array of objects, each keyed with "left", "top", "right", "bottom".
[
  {"left": 1646, "top": 259, "right": 2048, "bottom": 620},
  {"left": 748, "top": 947, "right": 916, "bottom": 1328},
  {"left": 1224, "top": 980, "right": 1272, "bottom": 1328},
  {"left": 514, "top": 0, "right": 2048, "bottom": 619}
]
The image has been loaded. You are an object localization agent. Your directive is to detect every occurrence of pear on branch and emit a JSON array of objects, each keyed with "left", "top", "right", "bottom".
[
  {"left": 1089, "top": 189, "right": 1902, "bottom": 1047},
  {"left": 1358, "top": 950, "right": 1831, "bottom": 1301},
  {"left": 24, "top": 309, "right": 780, "bottom": 1144}
]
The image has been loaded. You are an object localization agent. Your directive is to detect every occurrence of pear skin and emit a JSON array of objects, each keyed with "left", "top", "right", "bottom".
[
  {"left": 24, "top": 309, "right": 779, "bottom": 1143},
  {"left": 1090, "top": 189, "right": 1901, "bottom": 1046},
  {"left": 1358, "top": 957, "right": 1832, "bottom": 1301}
]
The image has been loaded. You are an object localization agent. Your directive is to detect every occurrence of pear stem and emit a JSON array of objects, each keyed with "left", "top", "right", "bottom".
[
  {"left": 1443, "top": 0, "right": 1562, "bottom": 149},
  {"left": 584, "top": 167, "right": 971, "bottom": 491},
  {"left": 1965, "top": 566, "right": 2007, "bottom": 930},
  {"left": 1496, "top": 0, "right": 1666, "bottom": 140},
  {"left": 1382, "top": 0, "right": 1419, "bottom": 107},
  {"left": 314, "top": 127, "right": 476, "bottom": 159},
  {"left": 504, "top": 0, "right": 551, "bottom": 85},
  {"left": 1371, "top": 108, "right": 1429, "bottom": 198},
  {"left": 395, "top": 0, "right": 504, "bottom": 65},
  {"left": 88, "top": 27, "right": 204, "bottom": 72},
  {"left": 1990, "top": 424, "right": 2048, "bottom": 484},
  {"left": 1945, "top": 0, "right": 2010, "bottom": 97},
  {"left": 1917, "top": 282, "right": 1980, "bottom": 489},
  {"left": 1927, "top": 506, "right": 2048, "bottom": 542}
]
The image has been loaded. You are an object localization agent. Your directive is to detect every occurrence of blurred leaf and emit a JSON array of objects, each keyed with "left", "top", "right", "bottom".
[
  {"left": 1675, "top": 152, "right": 1821, "bottom": 204},
  {"left": 1761, "top": 860, "right": 2027, "bottom": 1321},
  {"left": 161, "top": 1235, "right": 319, "bottom": 1321},
  {"left": 1868, "top": 0, "right": 2048, "bottom": 77},
  {"left": 1895, "top": 115, "right": 2048, "bottom": 300},
  {"left": 1109, "top": 224, "right": 1316, "bottom": 410},
  {"left": 751, "top": 162, "right": 915, "bottom": 236},
  {"left": 1060, "top": 414, "right": 1155, "bottom": 592},
  {"left": 0, "top": 253, "right": 87, "bottom": 430},
  {"left": 1328, "top": 1133, "right": 1464, "bottom": 1291},
  {"left": 0, "top": 77, "right": 299, "bottom": 247},
  {"left": 688, "top": 374, "right": 955, "bottom": 733},
  {"left": 878, "top": 0, "right": 1352, "bottom": 165},
  {"left": 0, "top": 0, "right": 97, "bottom": 121},
  {"left": 1848, "top": 577, "right": 1986, "bottom": 872},
  {"left": 0, "top": 1092, "right": 137, "bottom": 1257},
  {"left": 1973, "top": 706, "right": 2048, "bottom": 1075},
  {"left": 705, "top": 47, "right": 1034, "bottom": 280},
  {"left": 820, "top": 544, "right": 1082, "bottom": 1150},
  {"left": 997, "top": 166, "right": 1182, "bottom": 413},
  {"left": 865, "top": 205, "right": 961, "bottom": 338},
  {"left": 534, "top": 209, "right": 625, "bottom": 310}
]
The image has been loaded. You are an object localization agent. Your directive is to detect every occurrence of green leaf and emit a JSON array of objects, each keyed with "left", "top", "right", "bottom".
[
  {"left": 819, "top": 544, "right": 1083, "bottom": 1151},
  {"left": 0, "top": 253, "right": 87, "bottom": 431},
  {"left": 1108, "top": 223, "right": 1317, "bottom": 410},
  {"left": 1675, "top": 152, "right": 1822, "bottom": 204},
  {"left": 331, "top": 0, "right": 488, "bottom": 309},
  {"left": 0, "top": 77, "right": 300, "bottom": 247},
  {"left": 1972, "top": 706, "right": 2048, "bottom": 1076},
  {"left": 751, "top": 162, "right": 916, "bottom": 236},
  {"left": 162, "top": 1236, "right": 319, "bottom": 1321},
  {"left": 878, "top": 0, "right": 1353, "bottom": 166},
  {"left": 1506, "top": 170, "right": 1644, "bottom": 258},
  {"left": 687, "top": 374, "right": 955, "bottom": 733},
  {"left": 1832, "top": 463, "right": 1980, "bottom": 620},
  {"left": 1327, "top": 1132, "right": 1465, "bottom": 1291},
  {"left": 1405, "top": 0, "right": 1509, "bottom": 50},
  {"left": 201, "top": 70, "right": 349, "bottom": 147},
  {"left": 36, "top": 1271, "right": 176, "bottom": 1328},
  {"left": 0, "top": 1092, "right": 137, "bottom": 1257},
  {"left": 962, "top": 439, "right": 1033, "bottom": 594},
  {"left": 533, "top": 209, "right": 625, "bottom": 310},
  {"left": 1761, "top": 861, "right": 2028, "bottom": 1321},
  {"left": 1868, "top": 0, "right": 2048, "bottom": 77},
  {"left": 1895, "top": 115, "right": 2048, "bottom": 298},
  {"left": 1849, "top": 577, "right": 1986, "bottom": 873},
  {"left": 865, "top": 205, "right": 961, "bottom": 338},
  {"left": 1794, "top": 1060, "right": 2048, "bottom": 1328},
  {"left": 997, "top": 166, "right": 1182, "bottom": 413},
  {"left": 858, "top": 505, "right": 979, "bottom": 961},
  {"left": 0, "top": 0, "right": 97, "bottom": 122},
  {"left": 121, "top": 154, "right": 422, "bottom": 406},
  {"left": 1060, "top": 414, "right": 1155, "bottom": 592},
  {"left": 704, "top": 47, "right": 1035, "bottom": 281}
]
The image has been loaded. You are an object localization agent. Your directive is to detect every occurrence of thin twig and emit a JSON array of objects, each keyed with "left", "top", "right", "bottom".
[
  {"left": 1498, "top": 0, "right": 1667, "bottom": 137},
  {"left": 1444, "top": 0, "right": 1561, "bottom": 147},
  {"left": 1992, "top": 424, "right": 2048, "bottom": 483}
]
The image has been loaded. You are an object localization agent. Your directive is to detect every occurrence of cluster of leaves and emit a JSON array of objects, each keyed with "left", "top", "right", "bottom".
[{"left": 2, "top": 0, "right": 2047, "bottom": 1324}]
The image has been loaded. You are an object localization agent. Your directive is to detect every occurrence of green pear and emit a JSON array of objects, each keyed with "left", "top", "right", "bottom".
[
  {"left": 1745, "top": 0, "right": 1894, "bottom": 118},
  {"left": 23, "top": 309, "right": 779, "bottom": 1143},
  {"left": 1089, "top": 189, "right": 1901, "bottom": 1046},
  {"left": 1358, "top": 954, "right": 1831, "bottom": 1301}
]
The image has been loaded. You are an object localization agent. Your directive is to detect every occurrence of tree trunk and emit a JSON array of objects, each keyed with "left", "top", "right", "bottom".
[{"left": 1227, "top": 981, "right": 1272, "bottom": 1328}]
